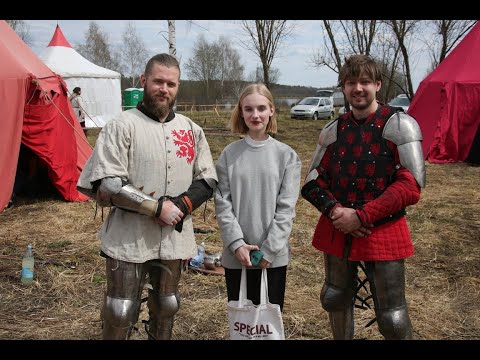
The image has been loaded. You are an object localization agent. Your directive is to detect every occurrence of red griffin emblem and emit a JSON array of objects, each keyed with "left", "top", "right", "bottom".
[{"left": 172, "top": 130, "right": 195, "bottom": 164}]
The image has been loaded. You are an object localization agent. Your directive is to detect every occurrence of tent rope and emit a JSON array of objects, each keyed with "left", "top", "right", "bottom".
[
  {"left": 26, "top": 81, "right": 40, "bottom": 105},
  {"left": 66, "top": 88, "right": 102, "bottom": 128},
  {"left": 36, "top": 82, "right": 93, "bottom": 150}
]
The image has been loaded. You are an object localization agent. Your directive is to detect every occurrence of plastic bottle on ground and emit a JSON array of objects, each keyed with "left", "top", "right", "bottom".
[
  {"left": 21, "top": 245, "right": 35, "bottom": 285},
  {"left": 189, "top": 242, "right": 205, "bottom": 268}
]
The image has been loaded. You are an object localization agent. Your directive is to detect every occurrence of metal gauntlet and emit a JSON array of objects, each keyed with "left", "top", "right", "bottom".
[{"left": 98, "top": 177, "right": 159, "bottom": 217}]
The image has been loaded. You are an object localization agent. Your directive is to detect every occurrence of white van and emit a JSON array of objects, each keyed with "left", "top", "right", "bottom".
[
  {"left": 316, "top": 89, "right": 334, "bottom": 104},
  {"left": 317, "top": 89, "right": 345, "bottom": 107},
  {"left": 333, "top": 90, "right": 345, "bottom": 107}
]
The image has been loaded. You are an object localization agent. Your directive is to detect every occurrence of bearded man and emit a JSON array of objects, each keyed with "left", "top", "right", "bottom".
[{"left": 77, "top": 53, "right": 217, "bottom": 340}]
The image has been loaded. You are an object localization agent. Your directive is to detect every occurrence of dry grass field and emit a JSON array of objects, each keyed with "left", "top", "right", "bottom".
[{"left": 1, "top": 110, "right": 479, "bottom": 340}]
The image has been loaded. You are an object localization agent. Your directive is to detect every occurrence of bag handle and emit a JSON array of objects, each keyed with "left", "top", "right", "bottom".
[
  {"left": 239, "top": 266, "right": 248, "bottom": 307},
  {"left": 260, "top": 268, "right": 269, "bottom": 305},
  {"left": 239, "top": 266, "right": 270, "bottom": 306}
]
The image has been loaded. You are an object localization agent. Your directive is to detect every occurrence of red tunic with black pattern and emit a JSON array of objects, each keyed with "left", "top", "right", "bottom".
[{"left": 311, "top": 105, "right": 421, "bottom": 261}]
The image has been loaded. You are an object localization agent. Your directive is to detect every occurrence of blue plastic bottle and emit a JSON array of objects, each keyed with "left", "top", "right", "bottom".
[
  {"left": 21, "top": 245, "right": 35, "bottom": 285},
  {"left": 189, "top": 242, "right": 205, "bottom": 268}
]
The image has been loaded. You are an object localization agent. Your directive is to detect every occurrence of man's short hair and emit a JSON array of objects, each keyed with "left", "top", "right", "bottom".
[{"left": 145, "top": 53, "right": 181, "bottom": 79}]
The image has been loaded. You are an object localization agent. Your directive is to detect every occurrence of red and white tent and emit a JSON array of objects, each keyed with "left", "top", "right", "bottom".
[
  {"left": 41, "top": 25, "right": 122, "bottom": 128},
  {"left": 0, "top": 20, "right": 91, "bottom": 212},
  {"left": 409, "top": 21, "right": 480, "bottom": 163}
]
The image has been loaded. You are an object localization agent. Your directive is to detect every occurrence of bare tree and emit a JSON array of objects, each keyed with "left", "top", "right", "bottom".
[
  {"left": 120, "top": 21, "right": 150, "bottom": 88},
  {"left": 371, "top": 23, "right": 405, "bottom": 102},
  {"left": 6, "top": 20, "right": 32, "bottom": 45},
  {"left": 217, "top": 36, "right": 244, "bottom": 98},
  {"left": 240, "top": 20, "right": 294, "bottom": 89},
  {"left": 311, "top": 20, "right": 421, "bottom": 101},
  {"left": 384, "top": 20, "right": 421, "bottom": 98},
  {"left": 248, "top": 66, "right": 280, "bottom": 84},
  {"left": 76, "top": 21, "right": 121, "bottom": 72},
  {"left": 311, "top": 20, "right": 378, "bottom": 109},
  {"left": 425, "top": 20, "right": 476, "bottom": 68},
  {"left": 311, "top": 20, "right": 378, "bottom": 77},
  {"left": 185, "top": 35, "right": 244, "bottom": 101},
  {"left": 185, "top": 35, "right": 220, "bottom": 100}
]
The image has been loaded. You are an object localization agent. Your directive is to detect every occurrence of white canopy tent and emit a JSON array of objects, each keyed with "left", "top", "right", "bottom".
[{"left": 41, "top": 25, "right": 122, "bottom": 128}]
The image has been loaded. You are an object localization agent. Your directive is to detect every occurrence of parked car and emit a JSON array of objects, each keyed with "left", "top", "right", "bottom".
[
  {"left": 388, "top": 94, "right": 410, "bottom": 113},
  {"left": 315, "top": 89, "right": 334, "bottom": 105},
  {"left": 290, "top": 97, "right": 334, "bottom": 120}
]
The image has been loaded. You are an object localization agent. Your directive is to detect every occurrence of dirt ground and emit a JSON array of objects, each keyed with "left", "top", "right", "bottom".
[{"left": 0, "top": 116, "right": 479, "bottom": 340}]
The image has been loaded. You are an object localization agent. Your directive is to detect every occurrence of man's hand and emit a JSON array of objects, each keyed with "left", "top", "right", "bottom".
[
  {"left": 331, "top": 207, "right": 372, "bottom": 237},
  {"left": 154, "top": 199, "right": 183, "bottom": 226}
]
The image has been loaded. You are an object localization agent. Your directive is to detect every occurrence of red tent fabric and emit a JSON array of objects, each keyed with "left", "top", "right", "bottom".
[
  {"left": 0, "top": 20, "right": 92, "bottom": 212},
  {"left": 408, "top": 21, "right": 480, "bottom": 163}
]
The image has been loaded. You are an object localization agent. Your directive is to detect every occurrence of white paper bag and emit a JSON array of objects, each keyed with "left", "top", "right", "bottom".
[{"left": 227, "top": 266, "right": 285, "bottom": 340}]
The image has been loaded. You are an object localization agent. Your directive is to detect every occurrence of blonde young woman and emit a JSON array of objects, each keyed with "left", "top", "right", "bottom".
[{"left": 215, "top": 83, "right": 302, "bottom": 311}]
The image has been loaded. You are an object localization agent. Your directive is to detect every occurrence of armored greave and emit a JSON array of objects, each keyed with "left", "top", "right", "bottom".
[
  {"left": 147, "top": 259, "right": 183, "bottom": 340},
  {"left": 364, "top": 259, "right": 413, "bottom": 340},
  {"left": 320, "top": 254, "right": 358, "bottom": 340},
  {"left": 102, "top": 258, "right": 148, "bottom": 340}
]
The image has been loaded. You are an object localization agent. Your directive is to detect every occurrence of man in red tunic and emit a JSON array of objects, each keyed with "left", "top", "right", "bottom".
[{"left": 302, "top": 55, "right": 425, "bottom": 340}]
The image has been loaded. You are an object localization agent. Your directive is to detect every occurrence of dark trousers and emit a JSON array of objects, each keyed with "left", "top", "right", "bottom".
[{"left": 224, "top": 266, "right": 287, "bottom": 311}]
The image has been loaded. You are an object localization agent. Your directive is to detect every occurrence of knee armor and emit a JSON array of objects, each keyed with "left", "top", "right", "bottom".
[
  {"left": 148, "top": 293, "right": 180, "bottom": 318},
  {"left": 320, "top": 281, "right": 355, "bottom": 312},
  {"left": 102, "top": 296, "right": 142, "bottom": 339},
  {"left": 376, "top": 305, "right": 412, "bottom": 340}
]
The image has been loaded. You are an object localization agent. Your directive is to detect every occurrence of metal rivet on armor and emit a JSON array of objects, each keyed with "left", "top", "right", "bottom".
[
  {"left": 168, "top": 150, "right": 171, "bottom": 153},
  {"left": 168, "top": 165, "right": 171, "bottom": 169},
  {"left": 166, "top": 136, "right": 170, "bottom": 139},
  {"left": 368, "top": 151, "right": 371, "bottom": 154}
]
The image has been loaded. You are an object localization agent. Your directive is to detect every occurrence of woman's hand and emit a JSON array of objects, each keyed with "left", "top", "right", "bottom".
[{"left": 234, "top": 244, "right": 260, "bottom": 267}]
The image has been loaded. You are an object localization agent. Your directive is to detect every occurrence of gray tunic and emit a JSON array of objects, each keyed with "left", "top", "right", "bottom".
[{"left": 77, "top": 108, "right": 217, "bottom": 263}]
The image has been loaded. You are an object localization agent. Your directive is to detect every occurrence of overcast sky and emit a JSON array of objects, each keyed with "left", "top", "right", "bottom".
[{"left": 24, "top": 20, "right": 431, "bottom": 91}]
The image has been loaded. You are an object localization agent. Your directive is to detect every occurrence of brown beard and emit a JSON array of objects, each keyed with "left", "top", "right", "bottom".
[{"left": 142, "top": 84, "right": 176, "bottom": 120}]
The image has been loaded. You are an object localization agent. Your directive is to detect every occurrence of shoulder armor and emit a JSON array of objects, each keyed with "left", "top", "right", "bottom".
[
  {"left": 304, "top": 119, "right": 338, "bottom": 184},
  {"left": 383, "top": 111, "right": 422, "bottom": 144},
  {"left": 319, "top": 118, "right": 338, "bottom": 147},
  {"left": 383, "top": 112, "right": 426, "bottom": 188}
]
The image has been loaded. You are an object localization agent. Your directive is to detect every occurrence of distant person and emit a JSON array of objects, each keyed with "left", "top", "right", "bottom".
[
  {"left": 69, "top": 87, "right": 86, "bottom": 128},
  {"left": 301, "top": 54, "right": 426, "bottom": 339},
  {"left": 76, "top": 54, "right": 218, "bottom": 340},
  {"left": 215, "top": 83, "right": 302, "bottom": 312}
]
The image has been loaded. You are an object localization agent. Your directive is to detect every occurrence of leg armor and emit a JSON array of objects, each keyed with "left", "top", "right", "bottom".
[
  {"left": 147, "top": 259, "right": 184, "bottom": 340},
  {"left": 364, "top": 260, "right": 413, "bottom": 340},
  {"left": 320, "top": 254, "right": 358, "bottom": 340},
  {"left": 102, "top": 258, "right": 148, "bottom": 340}
]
